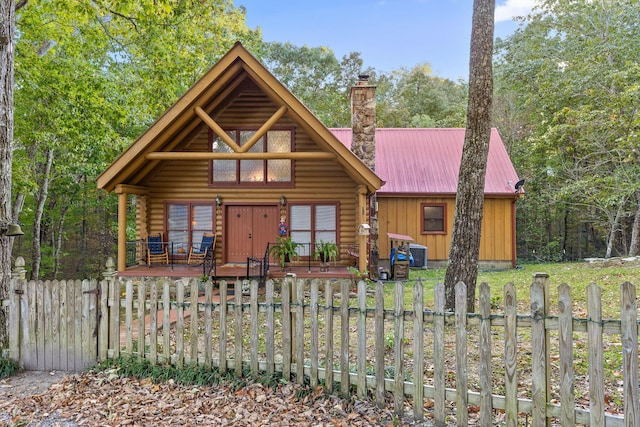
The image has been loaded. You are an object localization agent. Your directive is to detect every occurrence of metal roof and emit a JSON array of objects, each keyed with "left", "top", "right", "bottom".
[{"left": 330, "top": 128, "right": 520, "bottom": 196}]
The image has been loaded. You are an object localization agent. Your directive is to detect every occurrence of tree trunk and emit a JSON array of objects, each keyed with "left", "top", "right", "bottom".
[
  {"left": 30, "top": 147, "right": 54, "bottom": 279},
  {"left": 0, "top": 0, "right": 16, "bottom": 349},
  {"left": 444, "top": 0, "right": 495, "bottom": 312},
  {"left": 629, "top": 193, "right": 640, "bottom": 256},
  {"left": 605, "top": 201, "right": 624, "bottom": 258}
]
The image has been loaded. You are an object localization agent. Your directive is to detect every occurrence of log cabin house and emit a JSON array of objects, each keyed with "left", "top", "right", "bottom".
[{"left": 97, "top": 42, "right": 521, "bottom": 278}]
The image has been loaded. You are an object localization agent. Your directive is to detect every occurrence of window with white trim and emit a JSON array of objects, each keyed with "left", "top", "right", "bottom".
[
  {"left": 289, "top": 204, "right": 337, "bottom": 257},
  {"left": 166, "top": 203, "right": 214, "bottom": 254}
]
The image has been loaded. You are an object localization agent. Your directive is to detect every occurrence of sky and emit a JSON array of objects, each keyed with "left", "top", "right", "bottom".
[{"left": 237, "top": 0, "right": 538, "bottom": 81}]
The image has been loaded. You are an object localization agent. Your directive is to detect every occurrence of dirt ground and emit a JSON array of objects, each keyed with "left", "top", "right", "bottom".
[{"left": 0, "top": 370, "right": 71, "bottom": 399}]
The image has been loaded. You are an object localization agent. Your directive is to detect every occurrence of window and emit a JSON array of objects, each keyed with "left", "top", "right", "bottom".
[
  {"left": 289, "top": 204, "right": 337, "bottom": 257},
  {"left": 166, "top": 203, "right": 214, "bottom": 254},
  {"left": 422, "top": 204, "right": 446, "bottom": 233},
  {"left": 210, "top": 129, "right": 292, "bottom": 185}
]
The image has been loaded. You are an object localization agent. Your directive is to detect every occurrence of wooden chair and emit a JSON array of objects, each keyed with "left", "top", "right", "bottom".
[
  {"left": 147, "top": 233, "right": 169, "bottom": 265},
  {"left": 188, "top": 233, "right": 216, "bottom": 265}
]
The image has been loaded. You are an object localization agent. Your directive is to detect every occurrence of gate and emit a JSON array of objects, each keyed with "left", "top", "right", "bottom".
[{"left": 7, "top": 278, "right": 101, "bottom": 372}]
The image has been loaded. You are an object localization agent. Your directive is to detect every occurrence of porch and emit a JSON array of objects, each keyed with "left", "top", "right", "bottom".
[{"left": 117, "top": 262, "right": 355, "bottom": 280}]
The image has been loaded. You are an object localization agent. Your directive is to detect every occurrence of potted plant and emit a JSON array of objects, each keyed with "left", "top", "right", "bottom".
[
  {"left": 314, "top": 240, "right": 338, "bottom": 271},
  {"left": 269, "top": 236, "right": 301, "bottom": 269}
]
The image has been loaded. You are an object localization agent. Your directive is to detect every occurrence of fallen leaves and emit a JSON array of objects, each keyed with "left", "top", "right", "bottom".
[{"left": 0, "top": 370, "right": 410, "bottom": 426}]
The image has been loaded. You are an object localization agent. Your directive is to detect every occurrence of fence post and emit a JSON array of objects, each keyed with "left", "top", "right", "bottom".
[
  {"left": 8, "top": 257, "right": 26, "bottom": 363},
  {"left": 620, "top": 282, "right": 639, "bottom": 426},
  {"left": 101, "top": 257, "right": 116, "bottom": 362}
]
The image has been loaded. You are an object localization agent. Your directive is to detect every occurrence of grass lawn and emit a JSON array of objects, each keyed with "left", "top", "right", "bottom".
[{"left": 395, "top": 259, "right": 640, "bottom": 318}]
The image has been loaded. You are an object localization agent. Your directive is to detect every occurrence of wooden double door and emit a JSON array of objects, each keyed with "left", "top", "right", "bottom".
[{"left": 225, "top": 205, "right": 279, "bottom": 263}]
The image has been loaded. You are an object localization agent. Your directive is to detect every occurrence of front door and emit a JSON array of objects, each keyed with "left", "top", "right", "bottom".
[{"left": 225, "top": 205, "right": 279, "bottom": 263}]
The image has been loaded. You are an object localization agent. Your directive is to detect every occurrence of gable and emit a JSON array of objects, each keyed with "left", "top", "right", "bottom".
[
  {"left": 330, "top": 128, "right": 520, "bottom": 197},
  {"left": 97, "top": 42, "right": 382, "bottom": 194}
]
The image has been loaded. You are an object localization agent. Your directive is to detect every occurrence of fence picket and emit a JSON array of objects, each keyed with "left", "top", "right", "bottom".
[
  {"left": 204, "top": 279, "right": 213, "bottom": 368},
  {"left": 138, "top": 281, "right": 146, "bottom": 359},
  {"left": 265, "top": 279, "right": 275, "bottom": 376},
  {"left": 125, "top": 279, "right": 133, "bottom": 354},
  {"left": 620, "top": 282, "right": 639, "bottom": 427},
  {"left": 44, "top": 280, "right": 52, "bottom": 370},
  {"left": 73, "top": 280, "right": 82, "bottom": 371},
  {"left": 59, "top": 280, "right": 68, "bottom": 369},
  {"left": 38, "top": 280, "right": 47, "bottom": 370},
  {"left": 558, "top": 283, "right": 575, "bottom": 426},
  {"left": 99, "top": 278, "right": 109, "bottom": 362},
  {"left": 324, "top": 280, "right": 334, "bottom": 393},
  {"left": 189, "top": 280, "right": 198, "bottom": 365},
  {"left": 162, "top": 279, "right": 171, "bottom": 363},
  {"left": 51, "top": 280, "right": 60, "bottom": 370},
  {"left": 295, "top": 279, "right": 304, "bottom": 383},
  {"left": 250, "top": 279, "right": 259, "bottom": 376},
  {"left": 393, "top": 280, "right": 404, "bottom": 414},
  {"left": 110, "top": 275, "right": 120, "bottom": 360},
  {"left": 310, "top": 279, "right": 319, "bottom": 388},
  {"left": 479, "top": 282, "right": 492, "bottom": 426},
  {"left": 375, "top": 280, "right": 385, "bottom": 407},
  {"left": 176, "top": 280, "right": 184, "bottom": 368},
  {"left": 235, "top": 279, "right": 243, "bottom": 376},
  {"left": 530, "top": 281, "right": 547, "bottom": 427},
  {"left": 282, "top": 276, "right": 291, "bottom": 381},
  {"left": 587, "top": 283, "right": 605, "bottom": 427},
  {"left": 455, "top": 281, "right": 468, "bottom": 426},
  {"left": 81, "top": 280, "right": 96, "bottom": 370},
  {"left": 433, "top": 282, "right": 445, "bottom": 426},
  {"left": 218, "top": 280, "right": 227, "bottom": 373},
  {"left": 357, "top": 279, "right": 367, "bottom": 398},
  {"left": 8, "top": 272, "right": 21, "bottom": 363},
  {"left": 413, "top": 278, "right": 424, "bottom": 421},
  {"left": 504, "top": 282, "right": 517, "bottom": 427},
  {"left": 340, "top": 279, "right": 350, "bottom": 395},
  {"left": 149, "top": 281, "right": 157, "bottom": 364}
]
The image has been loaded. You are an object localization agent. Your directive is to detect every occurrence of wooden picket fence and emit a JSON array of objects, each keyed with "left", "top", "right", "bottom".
[{"left": 4, "top": 258, "right": 639, "bottom": 425}]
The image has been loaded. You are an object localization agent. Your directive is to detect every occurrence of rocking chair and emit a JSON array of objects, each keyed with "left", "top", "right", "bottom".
[
  {"left": 147, "top": 233, "right": 169, "bottom": 265},
  {"left": 188, "top": 233, "right": 216, "bottom": 265}
]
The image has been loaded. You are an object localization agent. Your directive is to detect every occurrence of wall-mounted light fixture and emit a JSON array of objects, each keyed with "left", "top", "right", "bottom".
[
  {"left": 280, "top": 195, "right": 287, "bottom": 207},
  {"left": 215, "top": 195, "right": 222, "bottom": 207},
  {"left": 0, "top": 222, "right": 24, "bottom": 236}
]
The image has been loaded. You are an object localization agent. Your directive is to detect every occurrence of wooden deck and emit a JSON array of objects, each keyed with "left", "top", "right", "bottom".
[{"left": 118, "top": 262, "right": 354, "bottom": 280}]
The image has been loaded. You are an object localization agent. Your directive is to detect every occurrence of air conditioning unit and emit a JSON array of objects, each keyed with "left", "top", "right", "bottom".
[{"left": 409, "top": 244, "right": 428, "bottom": 269}]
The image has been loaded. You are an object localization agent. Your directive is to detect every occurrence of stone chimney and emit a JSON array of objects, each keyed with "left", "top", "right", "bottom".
[
  {"left": 350, "top": 74, "right": 376, "bottom": 171},
  {"left": 350, "top": 75, "right": 379, "bottom": 279}
]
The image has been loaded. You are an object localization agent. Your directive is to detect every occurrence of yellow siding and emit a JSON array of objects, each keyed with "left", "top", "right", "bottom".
[{"left": 378, "top": 197, "right": 514, "bottom": 264}]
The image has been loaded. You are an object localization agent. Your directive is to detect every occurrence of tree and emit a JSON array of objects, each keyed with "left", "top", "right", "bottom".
[
  {"left": 0, "top": 0, "right": 27, "bottom": 349},
  {"left": 495, "top": 0, "right": 640, "bottom": 260},
  {"left": 444, "top": 0, "right": 495, "bottom": 311},
  {"left": 11, "top": 0, "right": 259, "bottom": 280}
]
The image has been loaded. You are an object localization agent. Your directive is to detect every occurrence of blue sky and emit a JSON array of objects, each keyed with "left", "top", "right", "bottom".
[{"left": 237, "top": 0, "right": 537, "bottom": 81}]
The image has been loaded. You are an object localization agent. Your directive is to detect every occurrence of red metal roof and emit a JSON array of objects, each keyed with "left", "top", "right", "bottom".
[{"left": 330, "top": 128, "right": 520, "bottom": 196}]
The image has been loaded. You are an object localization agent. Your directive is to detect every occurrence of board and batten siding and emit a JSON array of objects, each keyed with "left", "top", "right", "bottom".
[
  {"left": 138, "top": 88, "right": 363, "bottom": 264},
  {"left": 378, "top": 196, "right": 515, "bottom": 267}
]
